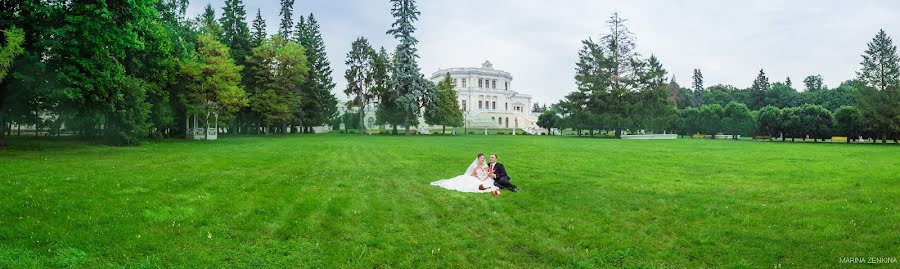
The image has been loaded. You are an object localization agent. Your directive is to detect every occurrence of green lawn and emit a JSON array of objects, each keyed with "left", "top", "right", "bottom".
[{"left": 1, "top": 135, "right": 897, "bottom": 268}]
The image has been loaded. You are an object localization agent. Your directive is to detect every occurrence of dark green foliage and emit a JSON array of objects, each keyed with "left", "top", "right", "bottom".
[
  {"left": 537, "top": 110, "right": 561, "bottom": 135},
  {"left": 722, "top": 101, "right": 754, "bottom": 138},
  {"left": 833, "top": 106, "right": 864, "bottom": 142},
  {"left": 424, "top": 73, "right": 464, "bottom": 134},
  {"left": 699, "top": 104, "right": 724, "bottom": 136},
  {"left": 756, "top": 106, "right": 783, "bottom": 139}
]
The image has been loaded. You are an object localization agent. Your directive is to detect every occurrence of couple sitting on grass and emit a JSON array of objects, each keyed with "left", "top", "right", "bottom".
[{"left": 430, "top": 153, "right": 519, "bottom": 195}]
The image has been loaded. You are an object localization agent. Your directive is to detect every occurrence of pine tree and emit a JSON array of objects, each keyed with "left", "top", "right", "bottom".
[
  {"left": 295, "top": 14, "right": 338, "bottom": 133},
  {"left": 692, "top": 69, "right": 703, "bottom": 107},
  {"left": 278, "top": 0, "right": 294, "bottom": 39},
  {"left": 425, "top": 73, "right": 463, "bottom": 134},
  {"left": 857, "top": 30, "right": 900, "bottom": 143},
  {"left": 344, "top": 37, "right": 376, "bottom": 135},
  {"left": 250, "top": 9, "right": 266, "bottom": 46},
  {"left": 750, "top": 69, "right": 770, "bottom": 110},
  {"left": 387, "top": 0, "right": 433, "bottom": 135},
  {"left": 858, "top": 29, "right": 900, "bottom": 91},
  {"left": 219, "top": 0, "right": 251, "bottom": 74},
  {"left": 197, "top": 4, "right": 223, "bottom": 38}
]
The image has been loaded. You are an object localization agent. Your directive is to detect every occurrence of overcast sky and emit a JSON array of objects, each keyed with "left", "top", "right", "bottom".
[{"left": 187, "top": 0, "right": 900, "bottom": 105}]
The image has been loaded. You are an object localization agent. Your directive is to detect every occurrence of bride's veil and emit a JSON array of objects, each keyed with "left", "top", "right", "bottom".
[{"left": 463, "top": 158, "right": 478, "bottom": 176}]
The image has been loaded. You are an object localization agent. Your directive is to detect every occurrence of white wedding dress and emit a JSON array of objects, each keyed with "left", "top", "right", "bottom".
[{"left": 430, "top": 158, "right": 498, "bottom": 193}]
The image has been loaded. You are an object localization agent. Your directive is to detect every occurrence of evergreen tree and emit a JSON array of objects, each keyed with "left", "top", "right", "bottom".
[
  {"left": 858, "top": 29, "right": 900, "bottom": 92},
  {"left": 295, "top": 14, "right": 338, "bottom": 133},
  {"left": 692, "top": 68, "right": 703, "bottom": 107},
  {"left": 250, "top": 9, "right": 267, "bottom": 46},
  {"left": 344, "top": 37, "right": 376, "bottom": 134},
  {"left": 785, "top": 77, "right": 792, "bottom": 88},
  {"left": 857, "top": 30, "right": 900, "bottom": 143},
  {"left": 425, "top": 73, "right": 463, "bottom": 134},
  {"left": 387, "top": 0, "right": 433, "bottom": 135},
  {"left": 219, "top": 0, "right": 251, "bottom": 66},
  {"left": 278, "top": 0, "right": 294, "bottom": 39},
  {"left": 197, "top": 4, "right": 223, "bottom": 38},
  {"left": 750, "top": 69, "right": 770, "bottom": 110}
]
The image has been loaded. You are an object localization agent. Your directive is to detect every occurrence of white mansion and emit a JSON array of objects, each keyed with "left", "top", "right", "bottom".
[{"left": 339, "top": 61, "right": 538, "bottom": 133}]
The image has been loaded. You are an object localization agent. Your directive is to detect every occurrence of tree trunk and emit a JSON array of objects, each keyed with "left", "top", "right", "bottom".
[
  {"left": 0, "top": 110, "right": 6, "bottom": 148},
  {"left": 614, "top": 129, "right": 621, "bottom": 139},
  {"left": 442, "top": 126, "right": 446, "bottom": 135},
  {"left": 882, "top": 132, "right": 887, "bottom": 144},
  {"left": 359, "top": 109, "right": 365, "bottom": 135},
  {"left": 404, "top": 115, "right": 411, "bottom": 135}
]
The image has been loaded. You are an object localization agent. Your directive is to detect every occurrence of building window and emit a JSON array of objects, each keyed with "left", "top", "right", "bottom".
[
  {"left": 478, "top": 78, "right": 483, "bottom": 88},
  {"left": 492, "top": 101, "right": 496, "bottom": 110},
  {"left": 461, "top": 100, "right": 466, "bottom": 111},
  {"left": 478, "top": 101, "right": 482, "bottom": 109},
  {"left": 505, "top": 103, "right": 508, "bottom": 110},
  {"left": 498, "top": 118, "right": 502, "bottom": 125},
  {"left": 492, "top": 80, "right": 497, "bottom": 89},
  {"left": 505, "top": 117, "right": 509, "bottom": 128},
  {"left": 505, "top": 82, "right": 508, "bottom": 90},
  {"left": 462, "top": 79, "right": 467, "bottom": 88}
]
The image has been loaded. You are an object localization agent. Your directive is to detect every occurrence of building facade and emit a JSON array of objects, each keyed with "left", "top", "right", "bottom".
[
  {"left": 338, "top": 61, "right": 538, "bottom": 133},
  {"left": 429, "top": 61, "right": 536, "bottom": 129}
]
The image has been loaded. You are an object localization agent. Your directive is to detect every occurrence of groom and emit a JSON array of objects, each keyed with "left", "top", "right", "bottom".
[{"left": 488, "top": 154, "right": 518, "bottom": 192}]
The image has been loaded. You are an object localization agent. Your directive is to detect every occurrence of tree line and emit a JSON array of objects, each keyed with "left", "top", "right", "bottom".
[
  {"left": 341, "top": 0, "right": 463, "bottom": 135},
  {"left": 0, "top": 0, "right": 341, "bottom": 147},
  {"left": 539, "top": 14, "right": 899, "bottom": 144}
]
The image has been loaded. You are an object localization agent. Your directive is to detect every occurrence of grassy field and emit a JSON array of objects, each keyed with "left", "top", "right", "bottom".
[{"left": 0, "top": 135, "right": 897, "bottom": 268}]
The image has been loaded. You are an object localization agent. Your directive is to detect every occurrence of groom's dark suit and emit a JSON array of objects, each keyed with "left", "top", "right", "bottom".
[{"left": 489, "top": 162, "right": 517, "bottom": 190}]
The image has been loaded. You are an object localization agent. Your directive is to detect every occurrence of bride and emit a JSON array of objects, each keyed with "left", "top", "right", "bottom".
[{"left": 431, "top": 153, "right": 498, "bottom": 193}]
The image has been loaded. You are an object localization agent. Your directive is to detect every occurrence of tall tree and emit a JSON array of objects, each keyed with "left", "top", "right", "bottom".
[
  {"left": 50, "top": 0, "right": 164, "bottom": 145},
  {"left": 0, "top": 27, "right": 25, "bottom": 148},
  {"left": 372, "top": 47, "right": 402, "bottom": 133},
  {"left": 278, "top": 0, "right": 294, "bottom": 39},
  {"left": 344, "top": 37, "right": 376, "bottom": 134},
  {"left": 750, "top": 69, "right": 771, "bottom": 110},
  {"left": 857, "top": 30, "right": 900, "bottom": 143},
  {"left": 692, "top": 68, "right": 704, "bottom": 107},
  {"left": 858, "top": 30, "right": 900, "bottom": 92},
  {"left": 177, "top": 34, "right": 248, "bottom": 139},
  {"left": 197, "top": 4, "right": 223, "bottom": 38},
  {"left": 387, "top": 0, "right": 433, "bottom": 135},
  {"left": 250, "top": 9, "right": 267, "bottom": 46},
  {"left": 785, "top": 77, "right": 793, "bottom": 88},
  {"left": 425, "top": 73, "right": 464, "bottom": 134},
  {"left": 295, "top": 14, "right": 338, "bottom": 133},
  {"left": 219, "top": 0, "right": 251, "bottom": 67}
]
